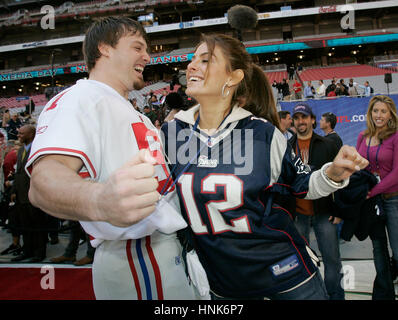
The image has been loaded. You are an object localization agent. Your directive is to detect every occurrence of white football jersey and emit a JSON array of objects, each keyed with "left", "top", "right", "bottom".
[{"left": 26, "top": 79, "right": 186, "bottom": 247}]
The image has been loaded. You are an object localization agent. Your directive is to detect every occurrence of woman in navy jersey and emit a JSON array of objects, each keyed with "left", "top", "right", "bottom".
[{"left": 161, "top": 34, "right": 368, "bottom": 300}]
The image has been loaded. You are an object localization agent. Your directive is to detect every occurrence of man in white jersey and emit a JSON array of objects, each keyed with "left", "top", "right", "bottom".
[{"left": 26, "top": 17, "right": 199, "bottom": 300}]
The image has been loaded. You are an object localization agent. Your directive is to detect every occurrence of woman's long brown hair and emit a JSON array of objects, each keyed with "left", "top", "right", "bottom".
[{"left": 197, "top": 34, "right": 280, "bottom": 130}]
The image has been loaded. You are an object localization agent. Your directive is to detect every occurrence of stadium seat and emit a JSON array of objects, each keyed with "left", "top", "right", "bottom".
[
  {"left": 265, "top": 71, "right": 289, "bottom": 83},
  {"left": 299, "top": 64, "right": 397, "bottom": 82},
  {"left": 0, "top": 93, "right": 47, "bottom": 110}
]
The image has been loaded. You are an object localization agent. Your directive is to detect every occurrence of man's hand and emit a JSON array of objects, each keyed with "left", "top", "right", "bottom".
[
  {"left": 92, "top": 149, "right": 160, "bottom": 227},
  {"left": 325, "top": 145, "right": 369, "bottom": 182}
]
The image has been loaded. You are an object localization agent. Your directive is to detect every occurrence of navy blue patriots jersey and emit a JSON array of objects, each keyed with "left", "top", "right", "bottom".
[{"left": 161, "top": 106, "right": 320, "bottom": 298}]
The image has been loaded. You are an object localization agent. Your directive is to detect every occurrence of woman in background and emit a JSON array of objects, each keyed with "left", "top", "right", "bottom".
[{"left": 356, "top": 95, "right": 398, "bottom": 300}]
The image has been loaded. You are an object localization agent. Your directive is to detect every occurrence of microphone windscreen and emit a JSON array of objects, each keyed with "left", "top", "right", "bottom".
[{"left": 227, "top": 5, "right": 258, "bottom": 30}]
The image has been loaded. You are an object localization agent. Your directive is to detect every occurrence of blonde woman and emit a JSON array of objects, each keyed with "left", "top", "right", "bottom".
[{"left": 356, "top": 95, "right": 398, "bottom": 300}]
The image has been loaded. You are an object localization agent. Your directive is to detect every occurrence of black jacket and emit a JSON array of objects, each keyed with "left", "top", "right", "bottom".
[
  {"left": 333, "top": 170, "right": 382, "bottom": 241},
  {"left": 11, "top": 144, "right": 31, "bottom": 204},
  {"left": 324, "top": 132, "right": 343, "bottom": 150},
  {"left": 6, "top": 118, "right": 22, "bottom": 140},
  {"left": 276, "top": 132, "right": 339, "bottom": 216}
]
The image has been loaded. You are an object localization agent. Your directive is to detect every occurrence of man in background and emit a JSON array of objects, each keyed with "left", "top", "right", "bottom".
[
  {"left": 11, "top": 125, "right": 48, "bottom": 262},
  {"left": 304, "top": 81, "right": 315, "bottom": 99},
  {"left": 316, "top": 80, "right": 326, "bottom": 98},
  {"left": 278, "top": 110, "right": 295, "bottom": 140},
  {"left": 6, "top": 113, "right": 22, "bottom": 141},
  {"left": 292, "top": 78, "right": 303, "bottom": 100},
  {"left": 289, "top": 103, "right": 345, "bottom": 300},
  {"left": 320, "top": 112, "right": 343, "bottom": 150}
]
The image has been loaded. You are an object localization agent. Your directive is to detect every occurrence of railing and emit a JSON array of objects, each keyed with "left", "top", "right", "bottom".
[
  {"left": 262, "top": 64, "right": 287, "bottom": 72},
  {"left": 373, "top": 54, "right": 398, "bottom": 62}
]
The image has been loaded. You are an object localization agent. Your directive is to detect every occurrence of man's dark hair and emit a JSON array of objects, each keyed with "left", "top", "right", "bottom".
[
  {"left": 83, "top": 16, "right": 148, "bottom": 72},
  {"left": 278, "top": 110, "right": 290, "bottom": 120},
  {"left": 322, "top": 112, "right": 337, "bottom": 129}
]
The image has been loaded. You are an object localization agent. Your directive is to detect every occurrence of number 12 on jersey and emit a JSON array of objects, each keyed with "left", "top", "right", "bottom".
[{"left": 178, "top": 173, "right": 251, "bottom": 235}]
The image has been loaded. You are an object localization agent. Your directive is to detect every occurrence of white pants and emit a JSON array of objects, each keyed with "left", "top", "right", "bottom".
[{"left": 92, "top": 231, "right": 198, "bottom": 300}]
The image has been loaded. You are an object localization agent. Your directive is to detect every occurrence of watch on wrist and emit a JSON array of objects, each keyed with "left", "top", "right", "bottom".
[{"left": 322, "top": 164, "right": 344, "bottom": 187}]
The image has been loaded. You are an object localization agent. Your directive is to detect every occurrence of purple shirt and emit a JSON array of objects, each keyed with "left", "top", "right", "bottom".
[{"left": 356, "top": 131, "right": 398, "bottom": 197}]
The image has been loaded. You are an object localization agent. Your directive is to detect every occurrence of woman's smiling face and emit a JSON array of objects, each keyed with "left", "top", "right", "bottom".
[
  {"left": 371, "top": 101, "right": 392, "bottom": 130},
  {"left": 185, "top": 42, "right": 231, "bottom": 100}
]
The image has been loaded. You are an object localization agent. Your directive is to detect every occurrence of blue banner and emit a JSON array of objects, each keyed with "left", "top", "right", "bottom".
[
  {"left": 0, "top": 64, "right": 88, "bottom": 82},
  {"left": 280, "top": 95, "right": 398, "bottom": 147},
  {"left": 15, "top": 96, "right": 30, "bottom": 101}
]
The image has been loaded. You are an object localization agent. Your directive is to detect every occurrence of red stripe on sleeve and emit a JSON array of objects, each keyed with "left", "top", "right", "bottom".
[{"left": 28, "top": 147, "right": 97, "bottom": 178}]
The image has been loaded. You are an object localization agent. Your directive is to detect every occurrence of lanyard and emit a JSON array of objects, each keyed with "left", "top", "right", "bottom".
[
  {"left": 366, "top": 136, "right": 382, "bottom": 173},
  {"left": 160, "top": 108, "right": 232, "bottom": 196}
]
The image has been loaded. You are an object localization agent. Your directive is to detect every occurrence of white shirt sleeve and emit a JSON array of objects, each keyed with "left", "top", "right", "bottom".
[
  {"left": 26, "top": 89, "right": 101, "bottom": 179},
  {"left": 25, "top": 84, "right": 187, "bottom": 247}
]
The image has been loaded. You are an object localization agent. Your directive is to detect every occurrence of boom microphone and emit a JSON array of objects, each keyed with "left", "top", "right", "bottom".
[{"left": 227, "top": 5, "right": 258, "bottom": 40}]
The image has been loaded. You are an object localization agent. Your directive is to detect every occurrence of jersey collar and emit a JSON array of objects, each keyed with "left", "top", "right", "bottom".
[{"left": 174, "top": 104, "right": 253, "bottom": 130}]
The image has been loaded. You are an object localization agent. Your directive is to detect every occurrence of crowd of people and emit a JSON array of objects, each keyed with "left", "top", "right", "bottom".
[
  {"left": 129, "top": 86, "right": 196, "bottom": 129},
  {"left": 276, "top": 97, "right": 398, "bottom": 299},
  {"left": 0, "top": 16, "right": 397, "bottom": 301},
  {"left": 0, "top": 106, "right": 95, "bottom": 265},
  {"left": 272, "top": 76, "right": 374, "bottom": 101}
]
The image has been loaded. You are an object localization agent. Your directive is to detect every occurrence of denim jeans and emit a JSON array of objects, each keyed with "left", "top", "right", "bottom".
[
  {"left": 211, "top": 271, "right": 328, "bottom": 300},
  {"left": 370, "top": 224, "right": 395, "bottom": 300},
  {"left": 383, "top": 195, "right": 398, "bottom": 268},
  {"left": 370, "top": 194, "right": 398, "bottom": 300},
  {"left": 295, "top": 213, "right": 345, "bottom": 300}
]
